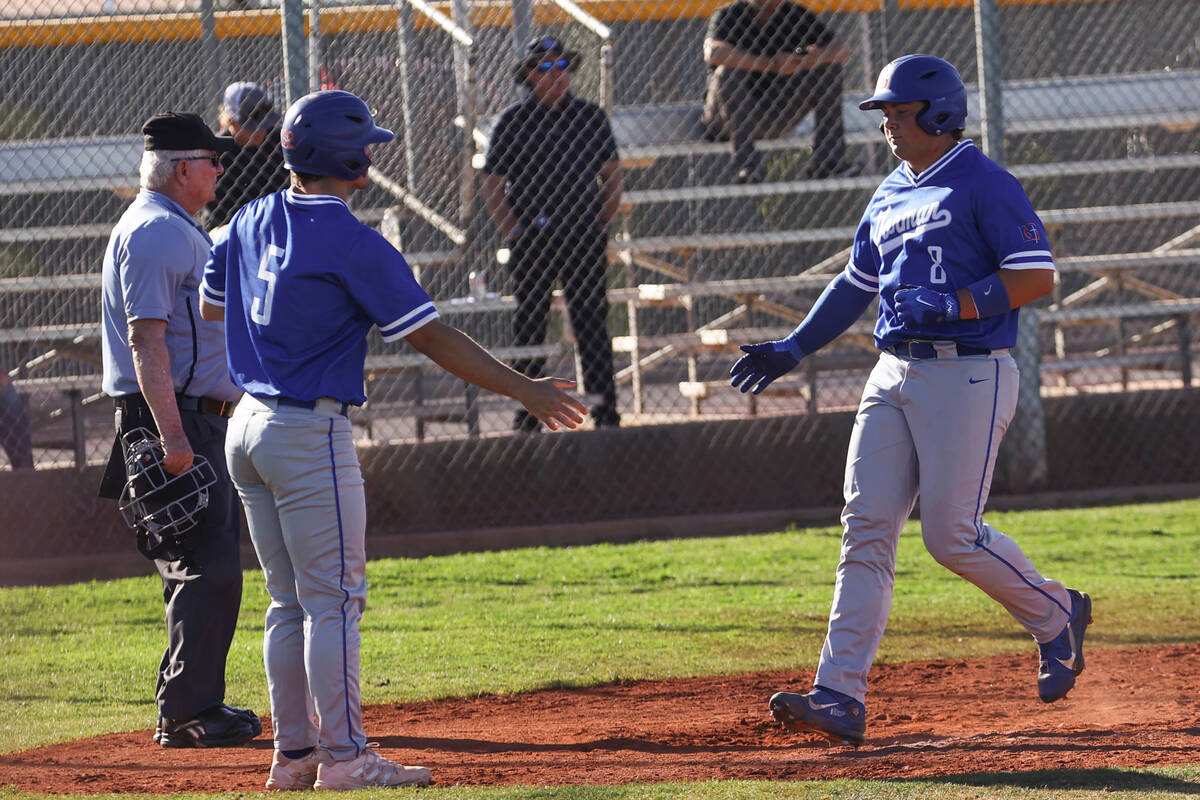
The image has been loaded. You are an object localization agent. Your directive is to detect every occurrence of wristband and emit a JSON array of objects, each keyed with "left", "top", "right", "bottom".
[{"left": 966, "top": 273, "right": 1011, "bottom": 318}]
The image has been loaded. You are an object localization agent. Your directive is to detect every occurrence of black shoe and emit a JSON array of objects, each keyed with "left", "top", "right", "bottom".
[
  {"left": 220, "top": 704, "right": 263, "bottom": 736},
  {"left": 159, "top": 705, "right": 258, "bottom": 748},
  {"left": 156, "top": 704, "right": 261, "bottom": 743},
  {"left": 807, "top": 160, "right": 863, "bottom": 180}
]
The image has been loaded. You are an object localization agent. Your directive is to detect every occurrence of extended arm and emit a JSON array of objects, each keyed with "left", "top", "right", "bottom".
[
  {"left": 730, "top": 273, "right": 875, "bottom": 394},
  {"left": 405, "top": 320, "right": 586, "bottom": 430}
]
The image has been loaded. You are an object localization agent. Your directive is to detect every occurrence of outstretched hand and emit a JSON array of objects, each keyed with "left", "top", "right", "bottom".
[
  {"left": 729, "top": 341, "right": 802, "bottom": 394},
  {"left": 893, "top": 285, "right": 961, "bottom": 326},
  {"left": 520, "top": 378, "right": 588, "bottom": 431}
]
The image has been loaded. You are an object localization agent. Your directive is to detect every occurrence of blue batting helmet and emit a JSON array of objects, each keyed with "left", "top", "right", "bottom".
[
  {"left": 281, "top": 90, "right": 394, "bottom": 181},
  {"left": 859, "top": 54, "right": 967, "bottom": 136}
]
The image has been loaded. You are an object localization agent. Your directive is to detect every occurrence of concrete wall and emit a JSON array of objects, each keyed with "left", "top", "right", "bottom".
[{"left": 4, "top": 387, "right": 1199, "bottom": 585}]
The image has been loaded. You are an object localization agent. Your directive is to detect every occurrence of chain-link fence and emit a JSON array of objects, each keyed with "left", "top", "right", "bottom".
[{"left": 1, "top": 0, "right": 1198, "bottom": 532}]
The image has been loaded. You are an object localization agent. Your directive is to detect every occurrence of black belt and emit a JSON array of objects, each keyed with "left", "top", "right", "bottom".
[
  {"left": 175, "top": 394, "right": 237, "bottom": 418},
  {"left": 889, "top": 341, "right": 992, "bottom": 360},
  {"left": 116, "top": 393, "right": 235, "bottom": 418},
  {"left": 274, "top": 396, "right": 350, "bottom": 417}
]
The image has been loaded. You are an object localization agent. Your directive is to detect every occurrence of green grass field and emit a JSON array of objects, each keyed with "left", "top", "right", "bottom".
[{"left": 2, "top": 499, "right": 1199, "bottom": 798}]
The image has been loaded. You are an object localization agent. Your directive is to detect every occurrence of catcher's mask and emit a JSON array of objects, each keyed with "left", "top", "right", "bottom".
[{"left": 118, "top": 428, "right": 217, "bottom": 541}]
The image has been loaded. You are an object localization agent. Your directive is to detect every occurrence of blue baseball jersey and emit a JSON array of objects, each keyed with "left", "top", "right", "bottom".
[
  {"left": 201, "top": 189, "right": 439, "bottom": 404},
  {"left": 842, "top": 140, "right": 1055, "bottom": 350}
]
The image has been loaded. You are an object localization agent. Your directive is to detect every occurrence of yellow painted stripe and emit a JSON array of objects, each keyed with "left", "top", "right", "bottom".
[{"left": 0, "top": 0, "right": 1134, "bottom": 49}]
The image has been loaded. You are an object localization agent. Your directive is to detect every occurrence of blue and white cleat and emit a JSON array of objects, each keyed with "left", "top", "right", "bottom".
[
  {"left": 769, "top": 687, "right": 866, "bottom": 747},
  {"left": 1037, "top": 588, "right": 1092, "bottom": 703}
]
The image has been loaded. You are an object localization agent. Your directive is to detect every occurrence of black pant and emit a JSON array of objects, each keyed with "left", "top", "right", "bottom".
[
  {"left": 509, "top": 224, "right": 619, "bottom": 427},
  {"left": 702, "top": 63, "right": 847, "bottom": 174},
  {"left": 99, "top": 397, "right": 244, "bottom": 721}
]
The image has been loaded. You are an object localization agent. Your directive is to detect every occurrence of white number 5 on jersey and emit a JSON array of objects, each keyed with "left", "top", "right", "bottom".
[
  {"left": 251, "top": 244, "right": 285, "bottom": 325},
  {"left": 928, "top": 246, "right": 947, "bottom": 284}
]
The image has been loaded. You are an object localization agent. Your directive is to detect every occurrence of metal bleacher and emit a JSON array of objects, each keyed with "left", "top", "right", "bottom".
[
  {"left": 580, "top": 70, "right": 1200, "bottom": 414},
  {"left": 5, "top": 58, "right": 1200, "bottom": 459}
]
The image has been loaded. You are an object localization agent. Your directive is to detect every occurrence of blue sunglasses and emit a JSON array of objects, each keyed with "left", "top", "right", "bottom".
[{"left": 535, "top": 58, "right": 571, "bottom": 72}]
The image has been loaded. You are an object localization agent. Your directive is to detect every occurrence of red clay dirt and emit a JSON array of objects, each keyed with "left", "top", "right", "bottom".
[{"left": 4, "top": 644, "right": 1200, "bottom": 793}]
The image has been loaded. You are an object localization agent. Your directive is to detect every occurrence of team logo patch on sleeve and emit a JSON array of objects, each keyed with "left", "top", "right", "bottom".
[{"left": 1020, "top": 222, "right": 1041, "bottom": 241}]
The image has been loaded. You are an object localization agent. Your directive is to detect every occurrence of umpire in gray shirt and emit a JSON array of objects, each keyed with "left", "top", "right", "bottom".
[{"left": 98, "top": 112, "right": 260, "bottom": 748}]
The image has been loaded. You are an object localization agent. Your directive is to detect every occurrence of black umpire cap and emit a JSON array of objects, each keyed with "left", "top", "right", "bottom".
[
  {"left": 514, "top": 35, "right": 579, "bottom": 84},
  {"left": 142, "top": 112, "right": 236, "bottom": 152}
]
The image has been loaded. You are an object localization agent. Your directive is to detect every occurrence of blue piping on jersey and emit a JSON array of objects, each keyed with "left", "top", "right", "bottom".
[
  {"left": 904, "top": 140, "right": 972, "bottom": 186},
  {"left": 973, "top": 358, "right": 1071, "bottom": 621},
  {"left": 327, "top": 419, "right": 362, "bottom": 759},
  {"left": 180, "top": 296, "right": 199, "bottom": 396}
]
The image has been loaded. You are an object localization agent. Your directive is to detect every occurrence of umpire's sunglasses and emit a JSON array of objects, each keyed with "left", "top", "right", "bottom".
[
  {"left": 171, "top": 154, "right": 222, "bottom": 167},
  {"left": 535, "top": 58, "right": 571, "bottom": 72}
]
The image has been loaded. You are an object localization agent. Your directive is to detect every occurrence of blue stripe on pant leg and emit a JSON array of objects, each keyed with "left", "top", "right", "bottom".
[
  {"left": 327, "top": 417, "right": 362, "bottom": 759},
  {"left": 972, "top": 359, "right": 1070, "bottom": 618}
]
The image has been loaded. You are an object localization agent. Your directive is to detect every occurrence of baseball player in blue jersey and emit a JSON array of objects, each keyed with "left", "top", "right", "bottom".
[
  {"left": 200, "top": 90, "right": 586, "bottom": 790},
  {"left": 730, "top": 55, "right": 1092, "bottom": 746}
]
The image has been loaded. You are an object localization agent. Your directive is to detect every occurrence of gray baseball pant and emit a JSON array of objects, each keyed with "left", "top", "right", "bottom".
[
  {"left": 814, "top": 351, "right": 1072, "bottom": 702},
  {"left": 225, "top": 395, "right": 367, "bottom": 761}
]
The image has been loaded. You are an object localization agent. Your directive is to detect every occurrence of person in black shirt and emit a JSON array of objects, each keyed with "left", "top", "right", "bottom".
[
  {"left": 702, "top": 0, "right": 858, "bottom": 182},
  {"left": 481, "top": 36, "right": 624, "bottom": 430},
  {"left": 202, "top": 82, "right": 290, "bottom": 230}
]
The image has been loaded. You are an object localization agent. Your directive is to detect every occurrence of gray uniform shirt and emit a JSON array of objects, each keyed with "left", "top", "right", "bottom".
[{"left": 101, "top": 189, "right": 240, "bottom": 402}]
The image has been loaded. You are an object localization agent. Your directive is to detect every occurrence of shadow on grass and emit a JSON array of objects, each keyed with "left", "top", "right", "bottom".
[{"left": 922, "top": 766, "right": 1200, "bottom": 794}]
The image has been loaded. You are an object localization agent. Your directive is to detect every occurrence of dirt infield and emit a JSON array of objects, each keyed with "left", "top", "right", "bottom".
[{"left": 4, "top": 644, "right": 1200, "bottom": 792}]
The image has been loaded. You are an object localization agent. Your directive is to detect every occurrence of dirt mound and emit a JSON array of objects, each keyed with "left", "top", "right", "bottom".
[{"left": 4, "top": 644, "right": 1200, "bottom": 792}]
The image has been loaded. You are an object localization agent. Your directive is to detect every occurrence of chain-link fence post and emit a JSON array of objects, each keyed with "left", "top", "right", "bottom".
[
  {"left": 281, "top": 0, "right": 310, "bottom": 107},
  {"left": 395, "top": 0, "right": 419, "bottom": 193},
  {"left": 451, "top": 0, "right": 476, "bottom": 241},
  {"left": 199, "top": 0, "right": 225, "bottom": 119},
  {"left": 512, "top": 0, "right": 533, "bottom": 60},
  {"left": 976, "top": 0, "right": 1047, "bottom": 491},
  {"left": 308, "top": 0, "right": 322, "bottom": 93}
]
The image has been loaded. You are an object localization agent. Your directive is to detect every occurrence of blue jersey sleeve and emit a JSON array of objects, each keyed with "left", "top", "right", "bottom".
[
  {"left": 345, "top": 231, "right": 439, "bottom": 342},
  {"left": 201, "top": 229, "right": 229, "bottom": 307},
  {"left": 843, "top": 207, "right": 881, "bottom": 294},
  {"left": 976, "top": 170, "right": 1055, "bottom": 272}
]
